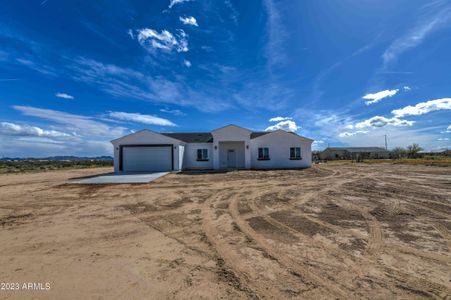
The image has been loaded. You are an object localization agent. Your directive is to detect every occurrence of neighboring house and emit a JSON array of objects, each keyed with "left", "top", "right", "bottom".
[
  {"left": 319, "top": 147, "right": 390, "bottom": 160},
  {"left": 418, "top": 149, "right": 450, "bottom": 157},
  {"left": 111, "top": 124, "right": 313, "bottom": 172}
]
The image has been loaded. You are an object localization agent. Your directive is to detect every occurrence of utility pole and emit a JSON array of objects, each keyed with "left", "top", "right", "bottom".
[{"left": 384, "top": 134, "right": 388, "bottom": 150}]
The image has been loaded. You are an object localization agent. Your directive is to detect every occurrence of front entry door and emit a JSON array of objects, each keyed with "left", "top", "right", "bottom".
[{"left": 227, "top": 149, "right": 236, "bottom": 168}]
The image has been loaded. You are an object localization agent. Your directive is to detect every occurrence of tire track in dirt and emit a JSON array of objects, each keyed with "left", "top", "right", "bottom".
[
  {"left": 279, "top": 170, "right": 377, "bottom": 255},
  {"left": 121, "top": 166, "right": 451, "bottom": 299},
  {"left": 250, "top": 167, "right": 387, "bottom": 271},
  {"left": 258, "top": 166, "right": 371, "bottom": 241},
  {"left": 319, "top": 169, "right": 390, "bottom": 257},
  {"left": 385, "top": 243, "right": 450, "bottom": 263},
  {"left": 361, "top": 176, "right": 451, "bottom": 220},
  {"left": 305, "top": 201, "right": 449, "bottom": 296},
  {"left": 259, "top": 176, "right": 371, "bottom": 243},
  {"left": 433, "top": 223, "right": 451, "bottom": 251},
  {"left": 362, "top": 176, "right": 450, "bottom": 261},
  {"left": 228, "top": 191, "right": 353, "bottom": 298},
  {"left": 299, "top": 167, "right": 451, "bottom": 298},
  {"left": 242, "top": 186, "right": 407, "bottom": 297},
  {"left": 248, "top": 187, "right": 365, "bottom": 264},
  {"left": 329, "top": 170, "right": 451, "bottom": 299},
  {"left": 201, "top": 190, "right": 294, "bottom": 299},
  {"left": 335, "top": 198, "right": 385, "bottom": 256}
]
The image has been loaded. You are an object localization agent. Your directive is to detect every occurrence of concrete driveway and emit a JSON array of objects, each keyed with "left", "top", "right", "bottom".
[{"left": 69, "top": 172, "right": 169, "bottom": 184}]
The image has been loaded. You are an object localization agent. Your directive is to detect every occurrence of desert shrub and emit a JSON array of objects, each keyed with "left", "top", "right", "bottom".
[
  {"left": 0, "top": 160, "right": 113, "bottom": 174},
  {"left": 406, "top": 143, "right": 423, "bottom": 158}
]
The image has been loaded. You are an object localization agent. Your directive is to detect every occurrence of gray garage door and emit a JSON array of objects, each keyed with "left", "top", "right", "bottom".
[{"left": 122, "top": 146, "right": 172, "bottom": 172}]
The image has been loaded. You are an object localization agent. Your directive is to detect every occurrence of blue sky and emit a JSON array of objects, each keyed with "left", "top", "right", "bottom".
[{"left": 1, "top": 0, "right": 450, "bottom": 157}]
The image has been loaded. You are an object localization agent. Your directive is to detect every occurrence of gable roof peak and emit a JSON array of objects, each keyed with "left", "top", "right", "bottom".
[{"left": 211, "top": 124, "right": 252, "bottom": 133}]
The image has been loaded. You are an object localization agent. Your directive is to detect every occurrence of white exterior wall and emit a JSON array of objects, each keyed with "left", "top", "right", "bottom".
[
  {"left": 111, "top": 130, "right": 184, "bottom": 173},
  {"left": 182, "top": 143, "right": 214, "bottom": 170},
  {"left": 250, "top": 131, "right": 312, "bottom": 169},
  {"left": 211, "top": 125, "right": 251, "bottom": 169}
]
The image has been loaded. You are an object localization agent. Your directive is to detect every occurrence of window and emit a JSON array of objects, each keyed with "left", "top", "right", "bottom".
[
  {"left": 258, "top": 147, "right": 270, "bottom": 160},
  {"left": 290, "top": 147, "right": 302, "bottom": 159},
  {"left": 197, "top": 149, "right": 208, "bottom": 161}
]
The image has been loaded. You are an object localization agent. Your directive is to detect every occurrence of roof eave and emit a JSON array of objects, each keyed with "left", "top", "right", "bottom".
[
  {"left": 253, "top": 129, "right": 314, "bottom": 142},
  {"left": 111, "top": 129, "right": 184, "bottom": 144}
]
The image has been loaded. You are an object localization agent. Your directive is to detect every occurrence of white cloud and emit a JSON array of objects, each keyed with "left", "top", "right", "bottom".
[
  {"left": 392, "top": 98, "right": 451, "bottom": 117},
  {"left": 108, "top": 112, "right": 176, "bottom": 127},
  {"left": 55, "top": 92, "right": 74, "bottom": 100},
  {"left": 312, "top": 140, "right": 324, "bottom": 148},
  {"left": 224, "top": 0, "right": 239, "bottom": 25},
  {"left": 355, "top": 116, "right": 415, "bottom": 129},
  {"left": 382, "top": 6, "right": 451, "bottom": 67},
  {"left": 269, "top": 116, "right": 292, "bottom": 122},
  {"left": 363, "top": 89, "right": 399, "bottom": 105},
  {"left": 0, "top": 122, "right": 72, "bottom": 139},
  {"left": 179, "top": 16, "right": 198, "bottom": 27},
  {"left": 445, "top": 125, "right": 451, "bottom": 133},
  {"left": 15, "top": 58, "right": 56, "bottom": 76},
  {"left": 0, "top": 137, "right": 113, "bottom": 158},
  {"left": 66, "top": 57, "right": 231, "bottom": 113},
  {"left": 127, "top": 29, "right": 134, "bottom": 39},
  {"left": 265, "top": 120, "right": 299, "bottom": 132},
  {"left": 13, "top": 105, "right": 127, "bottom": 137},
  {"left": 183, "top": 59, "right": 192, "bottom": 67},
  {"left": 160, "top": 108, "right": 186, "bottom": 116},
  {"left": 136, "top": 28, "right": 188, "bottom": 53},
  {"left": 168, "top": 0, "right": 190, "bottom": 9},
  {"left": 338, "top": 131, "right": 368, "bottom": 138},
  {"left": 403, "top": 86, "right": 411, "bottom": 91},
  {"left": 296, "top": 108, "right": 444, "bottom": 151},
  {"left": 263, "top": 0, "right": 287, "bottom": 67},
  {"left": 438, "top": 137, "right": 449, "bottom": 141},
  {"left": 4, "top": 106, "right": 132, "bottom": 157}
]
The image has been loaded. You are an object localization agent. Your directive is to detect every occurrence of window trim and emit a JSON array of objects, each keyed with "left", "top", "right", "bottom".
[
  {"left": 196, "top": 148, "right": 209, "bottom": 161},
  {"left": 258, "top": 147, "right": 270, "bottom": 160},
  {"left": 290, "top": 147, "right": 302, "bottom": 160}
]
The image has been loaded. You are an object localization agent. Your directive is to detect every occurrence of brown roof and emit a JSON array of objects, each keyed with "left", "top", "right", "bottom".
[
  {"left": 250, "top": 132, "right": 270, "bottom": 139},
  {"left": 162, "top": 132, "right": 213, "bottom": 143}
]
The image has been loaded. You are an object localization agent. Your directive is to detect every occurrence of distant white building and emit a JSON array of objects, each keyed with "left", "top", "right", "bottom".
[
  {"left": 319, "top": 147, "right": 390, "bottom": 160},
  {"left": 111, "top": 124, "right": 313, "bottom": 172}
]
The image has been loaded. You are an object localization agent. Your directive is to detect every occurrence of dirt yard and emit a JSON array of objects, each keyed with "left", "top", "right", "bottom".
[{"left": 0, "top": 164, "right": 450, "bottom": 299}]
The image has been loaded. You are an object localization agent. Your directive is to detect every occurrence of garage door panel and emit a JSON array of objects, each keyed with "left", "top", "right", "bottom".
[{"left": 122, "top": 146, "right": 172, "bottom": 172}]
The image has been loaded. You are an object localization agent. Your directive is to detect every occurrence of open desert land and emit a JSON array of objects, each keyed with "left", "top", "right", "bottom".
[{"left": 0, "top": 164, "right": 450, "bottom": 299}]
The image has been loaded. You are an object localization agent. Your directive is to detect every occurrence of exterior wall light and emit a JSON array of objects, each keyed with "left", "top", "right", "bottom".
[
  {"left": 214, "top": 145, "right": 218, "bottom": 150},
  {"left": 246, "top": 145, "right": 249, "bottom": 149}
]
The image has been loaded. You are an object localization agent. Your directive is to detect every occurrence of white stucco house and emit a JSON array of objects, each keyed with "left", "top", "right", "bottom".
[{"left": 111, "top": 124, "right": 313, "bottom": 173}]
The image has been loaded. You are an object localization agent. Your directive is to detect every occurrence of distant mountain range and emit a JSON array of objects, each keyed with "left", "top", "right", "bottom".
[{"left": 0, "top": 156, "right": 113, "bottom": 161}]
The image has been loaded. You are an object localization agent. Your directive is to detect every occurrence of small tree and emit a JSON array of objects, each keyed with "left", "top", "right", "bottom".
[
  {"left": 406, "top": 143, "right": 423, "bottom": 158},
  {"left": 392, "top": 147, "right": 407, "bottom": 159}
]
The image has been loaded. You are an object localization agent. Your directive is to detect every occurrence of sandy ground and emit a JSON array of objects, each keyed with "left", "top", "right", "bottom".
[{"left": 0, "top": 165, "right": 450, "bottom": 299}]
